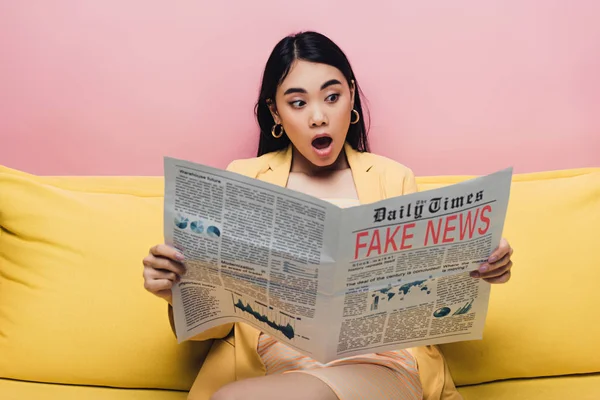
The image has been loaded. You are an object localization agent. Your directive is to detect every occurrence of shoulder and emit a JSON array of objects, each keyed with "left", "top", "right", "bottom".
[
  {"left": 359, "top": 151, "right": 418, "bottom": 195},
  {"left": 360, "top": 151, "right": 414, "bottom": 175}
]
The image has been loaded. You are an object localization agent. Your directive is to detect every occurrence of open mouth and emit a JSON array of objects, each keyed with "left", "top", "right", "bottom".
[{"left": 312, "top": 136, "right": 332, "bottom": 150}]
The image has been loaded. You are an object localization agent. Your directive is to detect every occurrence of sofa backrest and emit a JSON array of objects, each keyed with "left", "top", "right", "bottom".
[{"left": 1, "top": 165, "right": 599, "bottom": 389}]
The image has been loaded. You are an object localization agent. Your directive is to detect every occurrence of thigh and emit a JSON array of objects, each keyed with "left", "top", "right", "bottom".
[
  {"left": 210, "top": 372, "right": 338, "bottom": 400},
  {"left": 293, "top": 363, "right": 422, "bottom": 400}
]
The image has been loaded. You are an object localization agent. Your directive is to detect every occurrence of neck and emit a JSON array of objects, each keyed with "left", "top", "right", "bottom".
[{"left": 290, "top": 146, "right": 349, "bottom": 175}]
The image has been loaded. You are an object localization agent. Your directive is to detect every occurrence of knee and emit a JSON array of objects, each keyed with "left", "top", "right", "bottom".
[{"left": 209, "top": 382, "right": 242, "bottom": 400}]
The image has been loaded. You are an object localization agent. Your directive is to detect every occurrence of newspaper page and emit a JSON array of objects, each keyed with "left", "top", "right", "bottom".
[
  {"left": 323, "top": 168, "right": 512, "bottom": 362},
  {"left": 164, "top": 158, "right": 344, "bottom": 361},
  {"left": 164, "top": 156, "right": 512, "bottom": 364}
]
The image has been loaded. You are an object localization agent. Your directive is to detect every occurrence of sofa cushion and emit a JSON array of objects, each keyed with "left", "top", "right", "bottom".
[
  {"left": 457, "top": 373, "right": 600, "bottom": 400},
  {"left": 419, "top": 168, "right": 600, "bottom": 385},
  {"left": 0, "top": 378, "right": 188, "bottom": 400},
  {"left": 0, "top": 165, "right": 211, "bottom": 390}
]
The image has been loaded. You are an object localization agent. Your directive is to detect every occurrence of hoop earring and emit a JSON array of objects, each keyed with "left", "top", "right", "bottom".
[
  {"left": 350, "top": 109, "right": 360, "bottom": 124},
  {"left": 271, "top": 123, "right": 284, "bottom": 139}
]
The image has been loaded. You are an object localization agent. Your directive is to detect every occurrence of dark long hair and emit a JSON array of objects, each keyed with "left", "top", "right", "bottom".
[{"left": 255, "top": 31, "right": 370, "bottom": 156}]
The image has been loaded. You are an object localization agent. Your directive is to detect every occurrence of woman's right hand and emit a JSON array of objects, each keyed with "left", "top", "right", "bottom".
[{"left": 142, "top": 244, "right": 186, "bottom": 305}]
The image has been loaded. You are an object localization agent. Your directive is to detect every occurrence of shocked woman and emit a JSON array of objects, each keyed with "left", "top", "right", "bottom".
[{"left": 142, "top": 31, "right": 514, "bottom": 400}]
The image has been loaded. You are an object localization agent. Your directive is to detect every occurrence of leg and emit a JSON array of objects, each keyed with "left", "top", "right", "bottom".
[
  {"left": 210, "top": 372, "right": 338, "bottom": 400},
  {"left": 293, "top": 363, "right": 422, "bottom": 400}
]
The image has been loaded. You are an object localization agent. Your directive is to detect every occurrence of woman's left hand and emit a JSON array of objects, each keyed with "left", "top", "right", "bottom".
[{"left": 470, "top": 238, "right": 513, "bottom": 284}]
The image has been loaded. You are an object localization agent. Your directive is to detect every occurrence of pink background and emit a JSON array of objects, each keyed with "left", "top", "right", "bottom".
[{"left": 1, "top": 1, "right": 598, "bottom": 177}]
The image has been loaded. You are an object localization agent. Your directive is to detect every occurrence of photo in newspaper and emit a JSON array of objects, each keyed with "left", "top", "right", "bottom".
[{"left": 164, "top": 157, "right": 512, "bottom": 363}]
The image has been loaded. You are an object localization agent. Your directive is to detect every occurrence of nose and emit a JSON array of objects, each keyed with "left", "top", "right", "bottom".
[{"left": 309, "top": 105, "right": 328, "bottom": 127}]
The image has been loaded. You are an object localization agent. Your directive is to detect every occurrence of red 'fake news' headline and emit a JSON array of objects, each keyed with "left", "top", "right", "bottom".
[{"left": 354, "top": 190, "right": 493, "bottom": 260}]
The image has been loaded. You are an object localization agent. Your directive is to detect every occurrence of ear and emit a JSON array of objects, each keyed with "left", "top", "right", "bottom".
[
  {"left": 350, "top": 80, "right": 356, "bottom": 109},
  {"left": 266, "top": 99, "right": 281, "bottom": 124}
]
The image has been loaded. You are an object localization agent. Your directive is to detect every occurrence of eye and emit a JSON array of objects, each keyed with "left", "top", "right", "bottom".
[
  {"left": 289, "top": 100, "right": 306, "bottom": 108},
  {"left": 326, "top": 93, "right": 340, "bottom": 102}
]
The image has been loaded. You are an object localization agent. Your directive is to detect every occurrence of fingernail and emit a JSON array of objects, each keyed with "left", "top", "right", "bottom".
[
  {"left": 175, "top": 252, "right": 185, "bottom": 261},
  {"left": 479, "top": 264, "right": 489, "bottom": 273},
  {"left": 488, "top": 255, "right": 498, "bottom": 263},
  {"left": 470, "top": 271, "right": 480, "bottom": 278}
]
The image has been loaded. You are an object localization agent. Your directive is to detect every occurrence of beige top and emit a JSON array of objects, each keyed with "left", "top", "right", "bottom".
[
  {"left": 321, "top": 197, "right": 361, "bottom": 208},
  {"left": 286, "top": 169, "right": 359, "bottom": 201}
]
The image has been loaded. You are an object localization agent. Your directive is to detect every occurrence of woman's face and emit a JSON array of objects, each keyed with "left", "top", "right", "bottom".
[{"left": 270, "top": 60, "right": 355, "bottom": 168}]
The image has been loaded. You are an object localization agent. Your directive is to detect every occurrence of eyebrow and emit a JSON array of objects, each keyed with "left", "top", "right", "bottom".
[{"left": 283, "top": 79, "right": 342, "bottom": 95}]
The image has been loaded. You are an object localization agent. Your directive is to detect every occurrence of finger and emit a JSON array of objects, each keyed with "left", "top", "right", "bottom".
[
  {"left": 155, "top": 256, "right": 186, "bottom": 275},
  {"left": 143, "top": 255, "right": 186, "bottom": 276},
  {"left": 478, "top": 251, "right": 511, "bottom": 274},
  {"left": 144, "top": 278, "right": 174, "bottom": 293},
  {"left": 144, "top": 267, "right": 180, "bottom": 282},
  {"left": 484, "top": 270, "right": 511, "bottom": 284},
  {"left": 149, "top": 244, "right": 185, "bottom": 262},
  {"left": 155, "top": 289, "right": 173, "bottom": 301},
  {"left": 487, "top": 238, "right": 512, "bottom": 263},
  {"left": 477, "top": 261, "right": 512, "bottom": 279}
]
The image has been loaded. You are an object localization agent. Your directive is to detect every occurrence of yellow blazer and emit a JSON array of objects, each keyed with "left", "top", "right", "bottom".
[{"left": 169, "top": 142, "right": 462, "bottom": 400}]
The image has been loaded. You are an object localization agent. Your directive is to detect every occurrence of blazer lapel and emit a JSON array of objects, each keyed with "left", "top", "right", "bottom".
[
  {"left": 344, "top": 142, "right": 382, "bottom": 204},
  {"left": 256, "top": 142, "right": 382, "bottom": 204},
  {"left": 257, "top": 145, "right": 292, "bottom": 187}
]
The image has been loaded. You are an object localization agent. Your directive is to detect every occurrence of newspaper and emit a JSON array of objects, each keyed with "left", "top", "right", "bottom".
[{"left": 164, "top": 156, "right": 512, "bottom": 364}]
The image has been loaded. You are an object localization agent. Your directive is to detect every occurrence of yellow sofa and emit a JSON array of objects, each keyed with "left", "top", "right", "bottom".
[{"left": 1, "top": 164, "right": 599, "bottom": 399}]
